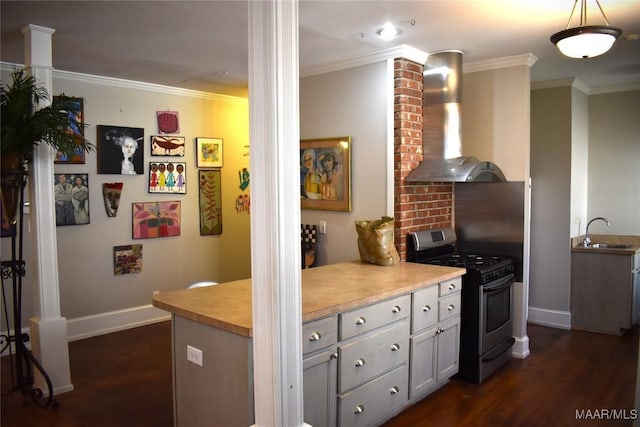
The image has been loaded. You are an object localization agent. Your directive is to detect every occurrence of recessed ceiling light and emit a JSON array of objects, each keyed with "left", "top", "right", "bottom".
[{"left": 377, "top": 22, "right": 400, "bottom": 41}]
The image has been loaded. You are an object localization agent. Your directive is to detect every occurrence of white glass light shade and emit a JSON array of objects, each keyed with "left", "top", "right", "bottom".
[{"left": 551, "top": 25, "right": 622, "bottom": 58}]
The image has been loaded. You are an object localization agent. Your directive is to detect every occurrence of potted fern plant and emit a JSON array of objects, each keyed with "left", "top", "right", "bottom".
[{"left": 1, "top": 68, "right": 94, "bottom": 222}]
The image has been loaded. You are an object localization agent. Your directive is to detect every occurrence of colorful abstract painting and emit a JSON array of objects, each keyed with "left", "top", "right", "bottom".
[
  {"left": 132, "top": 201, "right": 181, "bottom": 239},
  {"left": 113, "top": 244, "right": 143, "bottom": 275}
]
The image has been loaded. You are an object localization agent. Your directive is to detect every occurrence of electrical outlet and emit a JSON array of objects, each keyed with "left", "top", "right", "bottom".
[{"left": 187, "top": 345, "right": 203, "bottom": 367}]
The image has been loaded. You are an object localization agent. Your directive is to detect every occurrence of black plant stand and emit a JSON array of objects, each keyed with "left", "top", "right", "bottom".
[{"left": 0, "top": 167, "right": 56, "bottom": 407}]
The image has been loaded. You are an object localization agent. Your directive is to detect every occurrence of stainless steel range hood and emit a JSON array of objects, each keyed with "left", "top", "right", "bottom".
[{"left": 405, "top": 50, "right": 506, "bottom": 183}]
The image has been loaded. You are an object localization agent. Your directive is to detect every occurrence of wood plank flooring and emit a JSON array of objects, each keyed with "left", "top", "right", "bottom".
[{"left": 1, "top": 322, "right": 637, "bottom": 427}]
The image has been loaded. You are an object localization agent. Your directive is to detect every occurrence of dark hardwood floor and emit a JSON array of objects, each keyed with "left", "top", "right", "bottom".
[{"left": 1, "top": 322, "right": 637, "bottom": 426}]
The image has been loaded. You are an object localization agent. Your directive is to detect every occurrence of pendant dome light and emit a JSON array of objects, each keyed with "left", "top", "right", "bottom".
[{"left": 550, "top": 0, "right": 622, "bottom": 59}]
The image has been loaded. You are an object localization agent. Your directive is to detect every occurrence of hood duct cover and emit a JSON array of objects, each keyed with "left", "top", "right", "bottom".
[{"left": 405, "top": 50, "right": 507, "bottom": 183}]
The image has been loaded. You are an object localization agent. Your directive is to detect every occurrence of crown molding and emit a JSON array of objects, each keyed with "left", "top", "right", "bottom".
[
  {"left": 463, "top": 53, "right": 538, "bottom": 74},
  {"left": 1, "top": 61, "right": 247, "bottom": 104},
  {"left": 300, "top": 44, "right": 428, "bottom": 78}
]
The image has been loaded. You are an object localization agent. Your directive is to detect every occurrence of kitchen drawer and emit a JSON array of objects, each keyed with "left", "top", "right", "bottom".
[
  {"left": 338, "top": 364, "right": 408, "bottom": 427},
  {"left": 439, "top": 277, "right": 461, "bottom": 297},
  {"left": 339, "top": 320, "right": 409, "bottom": 393},
  {"left": 340, "top": 295, "right": 410, "bottom": 340},
  {"left": 303, "top": 315, "right": 338, "bottom": 355},
  {"left": 411, "top": 285, "right": 438, "bottom": 333},
  {"left": 438, "top": 293, "right": 461, "bottom": 321}
]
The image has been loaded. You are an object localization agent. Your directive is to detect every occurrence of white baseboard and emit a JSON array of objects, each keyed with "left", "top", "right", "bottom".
[
  {"left": 528, "top": 306, "right": 571, "bottom": 330},
  {"left": 66, "top": 304, "right": 171, "bottom": 342}
]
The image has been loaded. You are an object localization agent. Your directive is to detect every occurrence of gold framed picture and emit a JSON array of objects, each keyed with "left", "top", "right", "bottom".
[{"left": 300, "top": 136, "right": 351, "bottom": 212}]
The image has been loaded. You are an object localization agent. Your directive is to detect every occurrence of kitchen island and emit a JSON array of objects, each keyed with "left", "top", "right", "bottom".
[{"left": 153, "top": 261, "right": 465, "bottom": 427}]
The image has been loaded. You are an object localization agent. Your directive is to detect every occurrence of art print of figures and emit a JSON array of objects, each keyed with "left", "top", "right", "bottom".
[
  {"left": 196, "top": 137, "right": 223, "bottom": 168},
  {"left": 148, "top": 162, "right": 186, "bottom": 194},
  {"left": 97, "top": 125, "right": 144, "bottom": 175},
  {"left": 198, "top": 170, "right": 222, "bottom": 235},
  {"left": 150, "top": 135, "right": 185, "bottom": 156},
  {"left": 102, "top": 182, "right": 123, "bottom": 217},
  {"left": 54, "top": 173, "right": 89, "bottom": 226},
  {"left": 156, "top": 111, "right": 179, "bottom": 134},
  {"left": 113, "top": 244, "right": 142, "bottom": 275},
  {"left": 54, "top": 96, "right": 86, "bottom": 164},
  {"left": 132, "top": 201, "right": 181, "bottom": 239},
  {"left": 235, "top": 194, "right": 250, "bottom": 214},
  {"left": 300, "top": 137, "right": 351, "bottom": 212}
]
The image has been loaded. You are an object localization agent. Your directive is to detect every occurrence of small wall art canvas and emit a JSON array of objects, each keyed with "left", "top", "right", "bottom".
[
  {"left": 149, "top": 162, "right": 186, "bottom": 194},
  {"left": 54, "top": 173, "right": 90, "bottom": 226},
  {"left": 198, "top": 170, "right": 222, "bottom": 235},
  {"left": 156, "top": 111, "right": 180, "bottom": 134},
  {"left": 150, "top": 135, "right": 185, "bottom": 156},
  {"left": 97, "top": 125, "right": 144, "bottom": 175},
  {"left": 300, "top": 136, "right": 351, "bottom": 212},
  {"left": 54, "top": 96, "right": 86, "bottom": 164},
  {"left": 196, "top": 137, "right": 223, "bottom": 168},
  {"left": 132, "top": 201, "right": 181, "bottom": 239},
  {"left": 113, "top": 244, "right": 143, "bottom": 275}
]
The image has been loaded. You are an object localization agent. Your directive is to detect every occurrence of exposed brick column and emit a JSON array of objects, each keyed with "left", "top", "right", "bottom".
[{"left": 393, "top": 58, "right": 453, "bottom": 260}]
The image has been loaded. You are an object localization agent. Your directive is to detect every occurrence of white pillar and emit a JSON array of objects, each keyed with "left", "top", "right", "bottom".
[
  {"left": 22, "top": 24, "right": 74, "bottom": 395},
  {"left": 248, "top": 1, "right": 304, "bottom": 426}
]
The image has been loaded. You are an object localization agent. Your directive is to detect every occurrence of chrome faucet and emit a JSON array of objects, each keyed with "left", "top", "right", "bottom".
[{"left": 583, "top": 217, "right": 610, "bottom": 247}]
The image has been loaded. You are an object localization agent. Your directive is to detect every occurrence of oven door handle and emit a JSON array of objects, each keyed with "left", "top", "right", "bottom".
[{"left": 482, "top": 274, "right": 515, "bottom": 294}]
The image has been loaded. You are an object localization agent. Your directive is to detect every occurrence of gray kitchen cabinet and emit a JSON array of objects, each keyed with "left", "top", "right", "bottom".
[
  {"left": 409, "top": 277, "right": 461, "bottom": 399},
  {"left": 571, "top": 251, "right": 640, "bottom": 335},
  {"left": 303, "top": 315, "right": 338, "bottom": 427}
]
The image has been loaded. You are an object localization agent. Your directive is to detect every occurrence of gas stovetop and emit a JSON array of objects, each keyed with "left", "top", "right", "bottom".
[{"left": 424, "top": 252, "right": 508, "bottom": 270}]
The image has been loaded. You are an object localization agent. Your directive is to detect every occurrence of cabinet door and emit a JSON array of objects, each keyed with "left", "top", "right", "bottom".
[
  {"left": 633, "top": 254, "right": 640, "bottom": 325},
  {"left": 304, "top": 347, "right": 337, "bottom": 427},
  {"left": 409, "top": 325, "right": 437, "bottom": 398},
  {"left": 436, "top": 317, "right": 460, "bottom": 382}
]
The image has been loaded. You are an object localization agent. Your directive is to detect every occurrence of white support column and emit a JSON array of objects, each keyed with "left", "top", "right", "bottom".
[
  {"left": 248, "top": 1, "right": 305, "bottom": 426},
  {"left": 22, "top": 24, "right": 74, "bottom": 395}
]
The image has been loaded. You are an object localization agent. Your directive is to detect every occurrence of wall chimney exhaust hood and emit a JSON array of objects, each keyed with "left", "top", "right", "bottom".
[{"left": 405, "top": 50, "right": 507, "bottom": 183}]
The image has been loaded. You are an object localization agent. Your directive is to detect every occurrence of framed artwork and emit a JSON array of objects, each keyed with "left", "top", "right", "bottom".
[
  {"left": 156, "top": 111, "right": 180, "bottom": 134},
  {"left": 300, "top": 136, "right": 352, "bottom": 212},
  {"left": 113, "top": 244, "right": 143, "bottom": 275},
  {"left": 54, "top": 173, "right": 90, "bottom": 226},
  {"left": 150, "top": 135, "right": 185, "bottom": 156},
  {"left": 132, "top": 201, "right": 181, "bottom": 239},
  {"left": 196, "top": 137, "right": 223, "bottom": 168},
  {"left": 54, "top": 96, "right": 85, "bottom": 164},
  {"left": 97, "top": 125, "right": 144, "bottom": 175},
  {"left": 198, "top": 170, "right": 222, "bottom": 235},
  {"left": 149, "top": 161, "right": 186, "bottom": 194}
]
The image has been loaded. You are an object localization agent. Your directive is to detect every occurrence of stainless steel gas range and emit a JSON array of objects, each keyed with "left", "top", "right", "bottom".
[{"left": 407, "top": 227, "right": 515, "bottom": 384}]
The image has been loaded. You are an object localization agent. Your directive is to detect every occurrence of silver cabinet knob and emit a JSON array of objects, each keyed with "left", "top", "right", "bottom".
[
  {"left": 331, "top": 352, "right": 338, "bottom": 360},
  {"left": 390, "top": 343, "right": 400, "bottom": 351},
  {"left": 354, "top": 405, "right": 365, "bottom": 414},
  {"left": 355, "top": 358, "right": 366, "bottom": 367},
  {"left": 390, "top": 386, "right": 399, "bottom": 395},
  {"left": 447, "top": 304, "right": 455, "bottom": 311},
  {"left": 355, "top": 316, "right": 366, "bottom": 325},
  {"left": 448, "top": 283, "right": 456, "bottom": 290},
  {"left": 391, "top": 305, "right": 401, "bottom": 314},
  {"left": 422, "top": 305, "right": 431, "bottom": 312},
  {"left": 309, "top": 332, "right": 321, "bottom": 341}
]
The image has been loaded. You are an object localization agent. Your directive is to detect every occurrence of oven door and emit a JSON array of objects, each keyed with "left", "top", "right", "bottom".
[{"left": 479, "top": 273, "right": 514, "bottom": 354}]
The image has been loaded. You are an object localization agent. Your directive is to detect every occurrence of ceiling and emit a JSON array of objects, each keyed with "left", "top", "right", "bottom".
[{"left": 2, "top": 1, "right": 640, "bottom": 97}]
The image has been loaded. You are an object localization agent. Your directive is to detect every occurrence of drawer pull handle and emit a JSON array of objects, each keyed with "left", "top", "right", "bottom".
[
  {"left": 447, "top": 304, "right": 455, "bottom": 311},
  {"left": 308, "top": 332, "right": 321, "bottom": 342},
  {"left": 354, "top": 405, "right": 365, "bottom": 414},
  {"left": 422, "top": 305, "right": 431, "bottom": 312},
  {"left": 355, "top": 358, "right": 366, "bottom": 367},
  {"left": 448, "top": 283, "right": 456, "bottom": 291},
  {"left": 390, "top": 343, "right": 400, "bottom": 351},
  {"left": 355, "top": 317, "right": 366, "bottom": 325},
  {"left": 390, "top": 386, "right": 399, "bottom": 395},
  {"left": 391, "top": 305, "right": 401, "bottom": 314}
]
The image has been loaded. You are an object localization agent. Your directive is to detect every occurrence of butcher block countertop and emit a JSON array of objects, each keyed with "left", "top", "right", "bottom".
[{"left": 152, "top": 261, "right": 466, "bottom": 338}]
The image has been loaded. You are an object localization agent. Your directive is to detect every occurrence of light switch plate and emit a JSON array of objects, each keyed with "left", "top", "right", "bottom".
[{"left": 187, "top": 345, "right": 203, "bottom": 366}]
